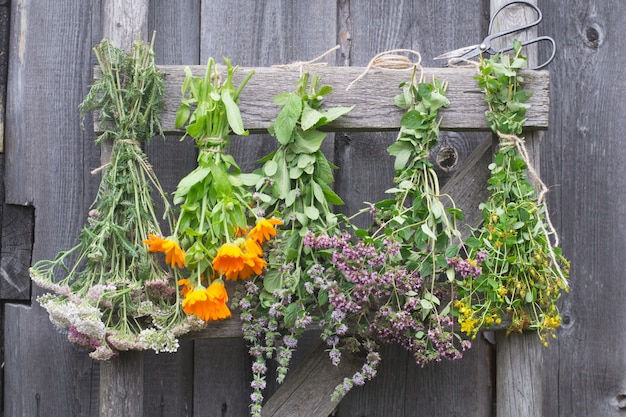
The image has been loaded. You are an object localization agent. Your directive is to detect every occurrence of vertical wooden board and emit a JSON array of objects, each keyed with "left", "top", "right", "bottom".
[
  {"left": 200, "top": 0, "right": 339, "bottom": 173},
  {"left": 539, "top": 1, "right": 626, "bottom": 416},
  {"left": 335, "top": 339, "right": 493, "bottom": 416},
  {"left": 193, "top": 338, "right": 253, "bottom": 416},
  {"left": 141, "top": 4, "right": 201, "bottom": 416},
  {"left": 5, "top": 303, "right": 100, "bottom": 417},
  {"left": 334, "top": 0, "right": 489, "bottom": 220},
  {"left": 192, "top": 2, "right": 338, "bottom": 415},
  {"left": 4, "top": 0, "right": 101, "bottom": 416},
  {"left": 333, "top": 1, "right": 492, "bottom": 415}
]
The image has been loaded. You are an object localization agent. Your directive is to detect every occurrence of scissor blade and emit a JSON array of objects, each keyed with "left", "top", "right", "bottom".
[{"left": 434, "top": 44, "right": 479, "bottom": 60}]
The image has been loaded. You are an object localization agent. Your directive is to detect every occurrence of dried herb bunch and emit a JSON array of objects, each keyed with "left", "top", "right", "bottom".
[
  {"left": 454, "top": 41, "right": 569, "bottom": 344},
  {"left": 236, "top": 73, "right": 353, "bottom": 416},
  {"left": 30, "top": 36, "right": 195, "bottom": 360},
  {"left": 315, "top": 72, "right": 469, "bottom": 399}
]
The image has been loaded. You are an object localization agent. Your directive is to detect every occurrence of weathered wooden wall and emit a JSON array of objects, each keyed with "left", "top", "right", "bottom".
[{"left": 2, "top": 1, "right": 623, "bottom": 416}]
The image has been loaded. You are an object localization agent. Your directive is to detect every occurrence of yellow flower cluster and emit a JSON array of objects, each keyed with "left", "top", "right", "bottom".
[{"left": 455, "top": 300, "right": 479, "bottom": 337}]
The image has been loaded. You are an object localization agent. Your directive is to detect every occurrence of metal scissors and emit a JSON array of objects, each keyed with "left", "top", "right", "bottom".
[{"left": 434, "top": 0, "right": 556, "bottom": 69}]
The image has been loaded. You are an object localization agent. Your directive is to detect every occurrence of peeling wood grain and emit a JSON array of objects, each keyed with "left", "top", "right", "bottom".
[{"left": 0, "top": 203, "right": 34, "bottom": 300}]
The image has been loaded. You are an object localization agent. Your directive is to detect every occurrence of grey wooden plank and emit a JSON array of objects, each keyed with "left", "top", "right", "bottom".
[
  {"left": 0, "top": 0, "right": 8, "bottom": 152},
  {"left": 5, "top": 303, "right": 100, "bottom": 417},
  {"left": 141, "top": 3, "right": 201, "bottom": 417},
  {"left": 489, "top": 2, "right": 545, "bottom": 416},
  {"left": 3, "top": 0, "right": 101, "bottom": 416},
  {"left": 538, "top": 1, "right": 626, "bottom": 416},
  {"left": 332, "top": 1, "right": 492, "bottom": 416},
  {"left": 95, "top": 65, "right": 551, "bottom": 134},
  {"left": 100, "top": 352, "right": 144, "bottom": 417},
  {"left": 261, "top": 342, "right": 364, "bottom": 417},
  {"left": 97, "top": 3, "right": 150, "bottom": 417},
  {"left": 0, "top": 204, "right": 34, "bottom": 300},
  {"left": 191, "top": 2, "right": 338, "bottom": 416}
]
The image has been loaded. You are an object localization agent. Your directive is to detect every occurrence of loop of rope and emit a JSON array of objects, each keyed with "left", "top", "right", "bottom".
[
  {"left": 272, "top": 45, "right": 340, "bottom": 76},
  {"left": 445, "top": 57, "right": 480, "bottom": 69},
  {"left": 346, "top": 49, "right": 423, "bottom": 91}
]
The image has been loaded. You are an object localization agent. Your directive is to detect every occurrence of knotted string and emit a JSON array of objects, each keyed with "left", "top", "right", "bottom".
[
  {"left": 346, "top": 49, "right": 423, "bottom": 91},
  {"left": 91, "top": 138, "right": 141, "bottom": 175},
  {"left": 272, "top": 45, "right": 340, "bottom": 76}
]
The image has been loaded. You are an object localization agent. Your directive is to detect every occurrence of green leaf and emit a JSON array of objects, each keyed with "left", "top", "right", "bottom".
[
  {"left": 304, "top": 206, "right": 320, "bottom": 220},
  {"left": 292, "top": 129, "right": 326, "bottom": 154},
  {"left": 263, "top": 160, "right": 278, "bottom": 176},
  {"left": 318, "top": 181, "right": 344, "bottom": 205},
  {"left": 301, "top": 105, "right": 325, "bottom": 131},
  {"left": 401, "top": 109, "right": 426, "bottom": 129},
  {"left": 273, "top": 93, "right": 302, "bottom": 144},
  {"left": 311, "top": 181, "right": 325, "bottom": 205},
  {"left": 273, "top": 155, "right": 290, "bottom": 199},
  {"left": 221, "top": 89, "right": 247, "bottom": 136},
  {"left": 283, "top": 303, "right": 299, "bottom": 329},
  {"left": 320, "top": 106, "right": 354, "bottom": 124},
  {"left": 173, "top": 166, "right": 211, "bottom": 203},
  {"left": 263, "top": 270, "right": 284, "bottom": 293},
  {"left": 175, "top": 103, "right": 191, "bottom": 128},
  {"left": 421, "top": 223, "right": 437, "bottom": 240}
]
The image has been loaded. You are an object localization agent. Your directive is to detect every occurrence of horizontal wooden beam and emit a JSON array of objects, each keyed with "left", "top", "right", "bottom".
[{"left": 94, "top": 65, "right": 549, "bottom": 134}]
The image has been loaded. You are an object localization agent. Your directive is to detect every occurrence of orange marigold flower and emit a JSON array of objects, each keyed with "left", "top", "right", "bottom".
[
  {"left": 227, "top": 253, "right": 267, "bottom": 281},
  {"left": 181, "top": 281, "right": 231, "bottom": 322},
  {"left": 213, "top": 243, "right": 246, "bottom": 275},
  {"left": 248, "top": 218, "right": 283, "bottom": 244},
  {"left": 222, "top": 239, "right": 266, "bottom": 281},
  {"left": 178, "top": 279, "right": 193, "bottom": 297},
  {"left": 205, "top": 280, "right": 231, "bottom": 320},
  {"left": 143, "top": 234, "right": 186, "bottom": 269}
]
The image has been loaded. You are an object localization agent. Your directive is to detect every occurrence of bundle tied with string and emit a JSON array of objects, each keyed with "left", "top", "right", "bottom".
[
  {"left": 496, "top": 130, "right": 567, "bottom": 288},
  {"left": 30, "top": 36, "right": 189, "bottom": 359}
]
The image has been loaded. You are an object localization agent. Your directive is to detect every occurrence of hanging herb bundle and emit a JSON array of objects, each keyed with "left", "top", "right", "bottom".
[
  {"left": 30, "top": 36, "right": 193, "bottom": 360},
  {"left": 453, "top": 41, "right": 569, "bottom": 344},
  {"left": 305, "top": 71, "right": 470, "bottom": 400},
  {"left": 170, "top": 58, "right": 282, "bottom": 324},
  {"left": 236, "top": 72, "right": 353, "bottom": 416}
]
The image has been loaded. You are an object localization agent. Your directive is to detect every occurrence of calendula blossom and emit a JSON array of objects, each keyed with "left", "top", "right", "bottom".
[
  {"left": 180, "top": 280, "right": 231, "bottom": 322},
  {"left": 248, "top": 218, "right": 283, "bottom": 244},
  {"left": 143, "top": 234, "right": 186, "bottom": 269},
  {"left": 213, "top": 243, "right": 247, "bottom": 275},
  {"left": 217, "top": 239, "right": 268, "bottom": 280}
]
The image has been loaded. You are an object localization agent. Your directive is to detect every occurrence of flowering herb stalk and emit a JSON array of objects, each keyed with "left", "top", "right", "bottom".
[
  {"left": 237, "top": 73, "right": 352, "bottom": 416},
  {"left": 172, "top": 58, "right": 281, "bottom": 323},
  {"left": 30, "top": 36, "right": 192, "bottom": 360},
  {"left": 313, "top": 71, "right": 470, "bottom": 399},
  {"left": 454, "top": 41, "right": 569, "bottom": 344}
]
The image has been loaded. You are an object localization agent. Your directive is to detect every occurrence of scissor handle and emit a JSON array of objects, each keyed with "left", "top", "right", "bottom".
[
  {"left": 492, "top": 36, "right": 556, "bottom": 69},
  {"left": 487, "top": 0, "right": 543, "bottom": 38}
]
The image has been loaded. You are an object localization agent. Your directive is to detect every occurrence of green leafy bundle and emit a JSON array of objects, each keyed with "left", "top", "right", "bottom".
[
  {"left": 173, "top": 58, "right": 255, "bottom": 282},
  {"left": 237, "top": 73, "right": 353, "bottom": 416},
  {"left": 456, "top": 41, "right": 569, "bottom": 344},
  {"left": 30, "top": 37, "right": 190, "bottom": 359}
]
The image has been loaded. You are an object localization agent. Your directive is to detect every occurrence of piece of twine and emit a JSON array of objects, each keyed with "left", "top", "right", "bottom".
[
  {"left": 91, "top": 139, "right": 140, "bottom": 175},
  {"left": 272, "top": 45, "right": 340, "bottom": 76},
  {"left": 346, "top": 49, "right": 423, "bottom": 91},
  {"left": 198, "top": 137, "right": 226, "bottom": 153}
]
